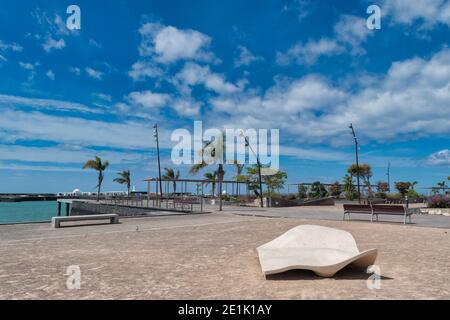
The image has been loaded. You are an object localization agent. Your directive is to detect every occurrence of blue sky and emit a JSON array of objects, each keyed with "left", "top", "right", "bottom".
[{"left": 0, "top": 0, "right": 449, "bottom": 194}]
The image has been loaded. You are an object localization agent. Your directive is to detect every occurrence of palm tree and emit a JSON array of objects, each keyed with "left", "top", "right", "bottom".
[
  {"left": 82, "top": 156, "right": 109, "bottom": 202},
  {"left": 437, "top": 181, "right": 448, "bottom": 194},
  {"left": 348, "top": 163, "right": 373, "bottom": 197},
  {"left": 189, "top": 140, "right": 226, "bottom": 210},
  {"left": 114, "top": 170, "right": 131, "bottom": 196},
  {"left": 203, "top": 171, "right": 218, "bottom": 197},
  {"left": 163, "top": 167, "right": 180, "bottom": 194},
  {"left": 410, "top": 181, "right": 418, "bottom": 190}
]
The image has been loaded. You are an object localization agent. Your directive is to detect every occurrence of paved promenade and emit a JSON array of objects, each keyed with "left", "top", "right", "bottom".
[
  {"left": 1, "top": 211, "right": 449, "bottom": 299},
  {"left": 222, "top": 205, "right": 450, "bottom": 229}
]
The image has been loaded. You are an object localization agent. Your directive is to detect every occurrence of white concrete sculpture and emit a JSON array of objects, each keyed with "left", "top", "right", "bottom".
[{"left": 257, "top": 225, "right": 377, "bottom": 277}]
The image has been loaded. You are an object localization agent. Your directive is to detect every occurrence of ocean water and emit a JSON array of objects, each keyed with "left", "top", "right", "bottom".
[{"left": 0, "top": 201, "right": 58, "bottom": 224}]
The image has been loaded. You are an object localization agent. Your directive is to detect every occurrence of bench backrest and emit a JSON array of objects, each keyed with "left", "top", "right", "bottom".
[
  {"left": 372, "top": 205, "right": 405, "bottom": 215},
  {"left": 343, "top": 204, "right": 372, "bottom": 212}
]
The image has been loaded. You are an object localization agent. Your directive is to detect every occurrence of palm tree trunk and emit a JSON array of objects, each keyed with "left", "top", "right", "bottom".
[
  {"left": 97, "top": 175, "right": 101, "bottom": 202},
  {"left": 218, "top": 164, "right": 224, "bottom": 211},
  {"left": 173, "top": 181, "right": 176, "bottom": 194}
]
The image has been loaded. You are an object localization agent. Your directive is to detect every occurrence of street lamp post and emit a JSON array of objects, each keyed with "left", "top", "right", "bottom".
[
  {"left": 386, "top": 162, "right": 391, "bottom": 193},
  {"left": 244, "top": 137, "right": 264, "bottom": 208},
  {"left": 349, "top": 124, "right": 361, "bottom": 204},
  {"left": 153, "top": 124, "right": 163, "bottom": 200}
]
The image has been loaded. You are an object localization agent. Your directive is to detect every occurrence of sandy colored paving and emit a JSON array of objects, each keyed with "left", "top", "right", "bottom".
[{"left": 0, "top": 213, "right": 449, "bottom": 299}]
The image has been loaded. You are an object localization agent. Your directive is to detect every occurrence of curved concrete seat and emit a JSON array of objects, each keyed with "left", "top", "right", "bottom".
[{"left": 257, "top": 225, "right": 377, "bottom": 277}]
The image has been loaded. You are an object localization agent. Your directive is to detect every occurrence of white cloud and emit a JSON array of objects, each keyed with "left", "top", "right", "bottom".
[
  {"left": 234, "top": 46, "right": 263, "bottom": 67},
  {"left": 276, "top": 38, "right": 344, "bottom": 65},
  {"left": 334, "top": 15, "right": 371, "bottom": 55},
  {"left": 137, "top": 23, "right": 216, "bottom": 64},
  {"left": 19, "top": 62, "right": 36, "bottom": 70},
  {"left": 69, "top": 67, "right": 81, "bottom": 75},
  {"left": 0, "top": 40, "right": 23, "bottom": 63},
  {"left": 46, "top": 69, "right": 55, "bottom": 80},
  {"left": 54, "top": 14, "right": 70, "bottom": 36},
  {"left": 42, "top": 37, "right": 65, "bottom": 52},
  {"left": 175, "top": 62, "right": 242, "bottom": 94},
  {"left": 382, "top": 0, "right": 450, "bottom": 28},
  {"left": 126, "top": 91, "right": 170, "bottom": 109},
  {"left": 0, "top": 144, "right": 146, "bottom": 166},
  {"left": 85, "top": 67, "right": 103, "bottom": 80},
  {"left": 281, "top": 0, "right": 313, "bottom": 22},
  {"left": 0, "top": 94, "right": 100, "bottom": 114},
  {"left": 211, "top": 75, "right": 347, "bottom": 120},
  {"left": 172, "top": 97, "right": 201, "bottom": 117},
  {"left": 93, "top": 93, "right": 112, "bottom": 102},
  {"left": 128, "top": 61, "right": 163, "bottom": 81},
  {"left": 279, "top": 14, "right": 372, "bottom": 66},
  {"left": 0, "top": 40, "right": 23, "bottom": 53},
  {"left": 211, "top": 47, "right": 450, "bottom": 145},
  {"left": 427, "top": 149, "right": 450, "bottom": 166},
  {"left": 0, "top": 109, "right": 154, "bottom": 150}
]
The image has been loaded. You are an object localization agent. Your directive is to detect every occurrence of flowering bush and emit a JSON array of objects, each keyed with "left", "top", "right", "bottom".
[{"left": 427, "top": 195, "right": 450, "bottom": 208}]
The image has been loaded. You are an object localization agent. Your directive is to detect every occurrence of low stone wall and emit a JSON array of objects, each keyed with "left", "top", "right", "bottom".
[
  {"left": 71, "top": 201, "right": 194, "bottom": 217},
  {"left": 418, "top": 208, "right": 450, "bottom": 216}
]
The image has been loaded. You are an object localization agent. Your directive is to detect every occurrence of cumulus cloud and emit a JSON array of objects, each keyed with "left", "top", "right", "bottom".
[
  {"left": 123, "top": 89, "right": 201, "bottom": 117},
  {"left": 234, "top": 46, "right": 263, "bottom": 67},
  {"left": 85, "top": 67, "right": 103, "bottom": 80},
  {"left": 334, "top": 15, "right": 372, "bottom": 55},
  {"left": 126, "top": 91, "right": 170, "bottom": 109},
  {"left": 174, "top": 62, "right": 243, "bottom": 95},
  {"left": 427, "top": 149, "right": 450, "bottom": 166},
  {"left": 42, "top": 36, "right": 66, "bottom": 52},
  {"left": 278, "top": 14, "right": 372, "bottom": 66},
  {"left": 128, "top": 61, "right": 163, "bottom": 81},
  {"left": 212, "top": 47, "right": 450, "bottom": 145},
  {"left": 382, "top": 0, "right": 450, "bottom": 28},
  {"left": 172, "top": 98, "right": 202, "bottom": 117},
  {"left": 276, "top": 38, "right": 344, "bottom": 65},
  {"left": 138, "top": 22, "right": 216, "bottom": 64}
]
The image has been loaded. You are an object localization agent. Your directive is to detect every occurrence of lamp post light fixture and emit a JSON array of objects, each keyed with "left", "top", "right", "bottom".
[
  {"left": 349, "top": 123, "right": 361, "bottom": 204},
  {"left": 153, "top": 124, "right": 163, "bottom": 200},
  {"left": 239, "top": 131, "right": 264, "bottom": 208}
]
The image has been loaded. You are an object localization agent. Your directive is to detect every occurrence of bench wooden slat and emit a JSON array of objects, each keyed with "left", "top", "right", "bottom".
[{"left": 372, "top": 205, "right": 409, "bottom": 215}]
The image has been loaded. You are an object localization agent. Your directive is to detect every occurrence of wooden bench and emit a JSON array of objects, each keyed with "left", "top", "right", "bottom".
[
  {"left": 52, "top": 214, "right": 119, "bottom": 228},
  {"left": 372, "top": 205, "right": 412, "bottom": 225},
  {"left": 343, "top": 204, "right": 373, "bottom": 221},
  {"left": 343, "top": 204, "right": 412, "bottom": 224}
]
